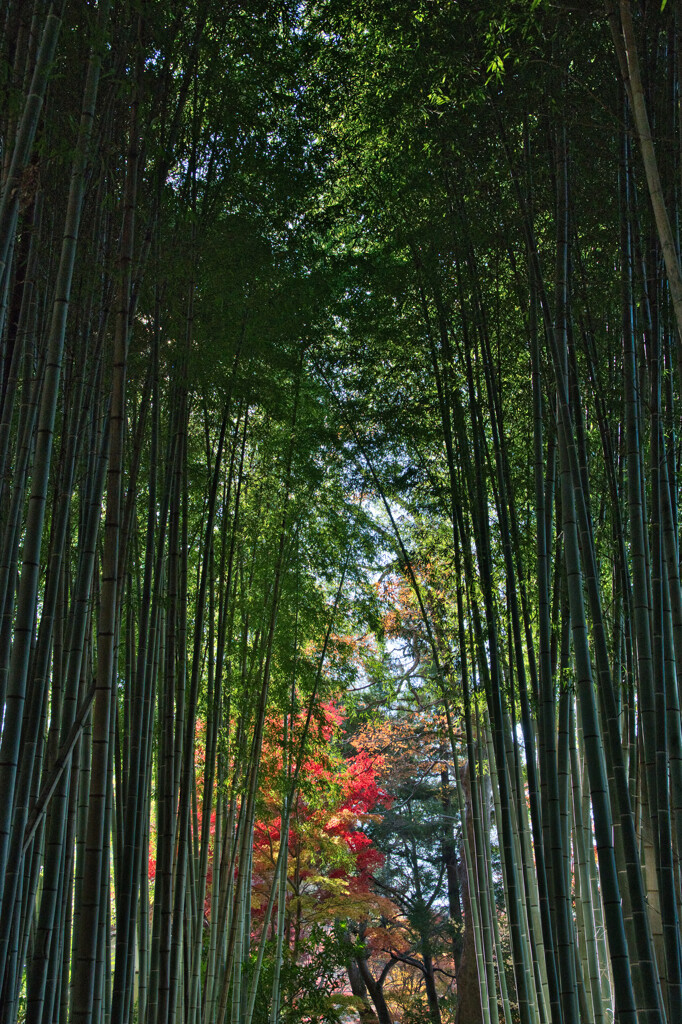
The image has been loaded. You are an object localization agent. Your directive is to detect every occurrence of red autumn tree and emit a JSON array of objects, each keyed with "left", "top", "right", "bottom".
[{"left": 251, "top": 700, "right": 393, "bottom": 954}]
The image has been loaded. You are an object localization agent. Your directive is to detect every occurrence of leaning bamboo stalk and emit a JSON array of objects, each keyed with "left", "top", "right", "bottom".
[
  {"left": 0, "top": 0, "right": 66, "bottom": 291},
  {"left": 203, "top": 419, "right": 249, "bottom": 1024},
  {"left": 324, "top": 355, "right": 495, "bottom": 1023},
  {"left": 483, "top": 711, "right": 538, "bottom": 1024},
  {"left": 20, "top": 381, "right": 90, "bottom": 1024},
  {"left": 607, "top": 0, "right": 682, "bottom": 391},
  {"left": 188, "top": 411, "right": 244, "bottom": 1024},
  {"left": 71, "top": 40, "right": 141, "bottom": 1023},
  {"left": 269, "top": 708, "right": 290, "bottom": 1024},
  {"left": 216, "top": 577, "right": 285, "bottom": 1024},
  {"left": 0, "top": 347, "right": 44, "bottom": 707},
  {"left": 148, "top": 394, "right": 186, "bottom": 1024},
  {"left": 570, "top": 697, "right": 609, "bottom": 1024},
  {"left": 115, "top": 349, "right": 162, "bottom": 1024},
  {"left": 0, "top": 379, "right": 84, "bottom": 1007},
  {"left": 650, "top": 323, "right": 682, "bottom": 1020},
  {"left": 111, "top": 380, "right": 184, "bottom": 1024},
  {"left": 486, "top": 815, "right": 515, "bottom": 1024},
  {"left": 506, "top": 694, "right": 550, "bottom": 1024},
  {"left": 0, "top": 0, "right": 109, "bottom": 938},
  {"left": 203, "top": 753, "right": 225, "bottom": 1024},
  {"left": 499, "top": 111, "right": 658, "bottom": 1022},
  {"left": 455, "top": 580, "right": 496, "bottom": 1024},
  {"left": 471, "top": 251, "right": 559, "bottom": 1022},
  {"left": 460, "top": 346, "right": 535, "bottom": 1024},
  {"left": 0, "top": 189, "right": 42, "bottom": 504},
  {"left": 244, "top": 554, "right": 351, "bottom": 1024},
  {"left": 0, "top": 4, "right": 37, "bottom": 194},
  {"left": 167, "top": 406, "right": 228, "bottom": 1024}
]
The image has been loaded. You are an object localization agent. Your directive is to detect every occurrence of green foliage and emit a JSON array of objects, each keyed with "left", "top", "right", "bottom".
[{"left": 250, "top": 927, "right": 349, "bottom": 1024}]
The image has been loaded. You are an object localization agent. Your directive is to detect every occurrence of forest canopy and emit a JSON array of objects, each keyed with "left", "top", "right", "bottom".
[{"left": 1, "top": 1, "right": 682, "bottom": 1023}]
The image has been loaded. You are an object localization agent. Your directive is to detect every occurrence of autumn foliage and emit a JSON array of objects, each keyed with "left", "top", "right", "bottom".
[{"left": 176, "top": 699, "right": 393, "bottom": 956}]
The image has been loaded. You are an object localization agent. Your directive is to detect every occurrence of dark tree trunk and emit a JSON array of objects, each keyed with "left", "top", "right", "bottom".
[{"left": 346, "top": 958, "right": 381, "bottom": 1024}]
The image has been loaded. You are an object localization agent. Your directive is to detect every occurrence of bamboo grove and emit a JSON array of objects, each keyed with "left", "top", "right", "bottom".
[{"left": 3, "top": 1, "right": 682, "bottom": 1022}]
